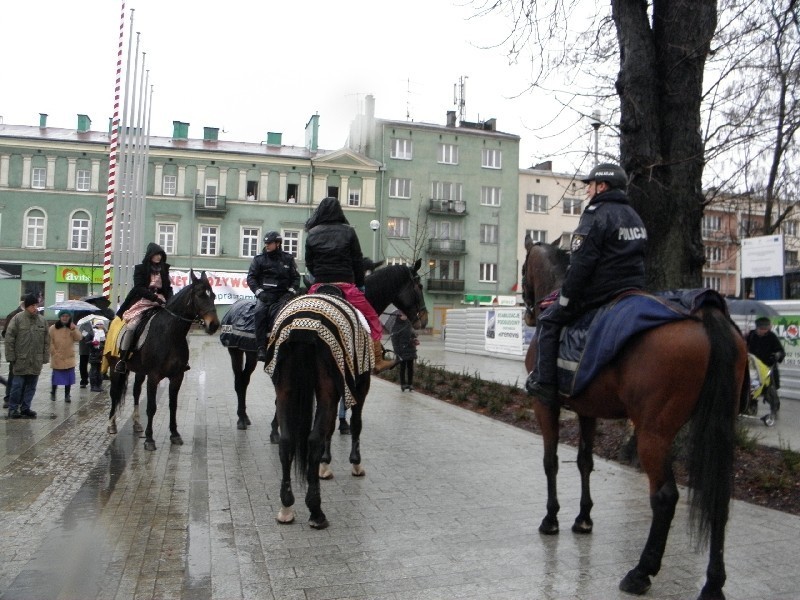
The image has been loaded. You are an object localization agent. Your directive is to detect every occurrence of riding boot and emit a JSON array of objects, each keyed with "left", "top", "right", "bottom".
[
  {"left": 372, "top": 339, "right": 398, "bottom": 374},
  {"left": 115, "top": 329, "right": 131, "bottom": 373},
  {"left": 64, "top": 385, "right": 71, "bottom": 403}
]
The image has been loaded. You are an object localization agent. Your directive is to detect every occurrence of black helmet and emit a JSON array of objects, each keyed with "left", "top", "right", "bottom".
[
  {"left": 264, "top": 230, "right": 282, "bottom": 244},
  {"left": 581, "top": 163, "right": 628, "bottom": 190}
]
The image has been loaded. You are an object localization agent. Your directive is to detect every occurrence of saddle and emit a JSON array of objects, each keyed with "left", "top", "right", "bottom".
[{"left": 556, "top": 289, "right": 728, "bottom": 397}]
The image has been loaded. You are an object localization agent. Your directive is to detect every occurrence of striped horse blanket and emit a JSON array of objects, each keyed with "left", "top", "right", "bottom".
[{"left": 265, "top": 294, "right": 374, "bottom": 408}]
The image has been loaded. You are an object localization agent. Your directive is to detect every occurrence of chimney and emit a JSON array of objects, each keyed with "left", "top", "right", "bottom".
[
  {"left": 39, "top": 113, "right": 48, "bottom": 128},
  {"left": 77, "top": 114, "right": 91, "bottom": 133},
  {"left": 304, "top": 114, "right": 319, "bottom": 152},
  {"left": 446, "top": 111, "right": 456, "bottom": 127},
  {"left": 266, "top": 131, "right": 282, "bottom": 146},
  {"left": 365, "top": 95, "right": 375, "bottom": 121},
  {"left": 203, "top": 126, "right": 219, "bottom": 142},
  {"left": 172, "top": 121, "right": 189, "bottom": 140},
  {"left": 483, "top": 118, "right": 497, "bottom": 131},
  {"left": 532, "top": 161, "right": 553, "bottom": 171}
]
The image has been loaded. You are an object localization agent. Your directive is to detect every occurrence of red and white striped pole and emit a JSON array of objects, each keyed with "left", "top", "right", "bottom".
[{"left": 103, "top": 0, "right": 126, "bottom": 301}]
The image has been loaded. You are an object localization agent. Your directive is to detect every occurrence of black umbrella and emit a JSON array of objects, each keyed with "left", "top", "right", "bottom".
[
  {"left": 80, "top": 293, "right": 111, "bottom": 309},
  {"left": 725, "top": 299, "right": 779, "bottom": 317}
]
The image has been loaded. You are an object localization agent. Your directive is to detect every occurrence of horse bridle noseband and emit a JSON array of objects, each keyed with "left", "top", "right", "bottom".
[{"left": 164, "top": 283, "right": 215, "bottom": 324}]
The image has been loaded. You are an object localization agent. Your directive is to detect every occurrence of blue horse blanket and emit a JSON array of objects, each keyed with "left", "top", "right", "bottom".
[{"left": 556, "top": 290, "right": 725, "bottom": 397}]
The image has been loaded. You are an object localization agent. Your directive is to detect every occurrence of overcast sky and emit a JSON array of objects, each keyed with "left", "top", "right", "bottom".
[{"left": 0, "top": 0, "right": 600, "bottom": 172}]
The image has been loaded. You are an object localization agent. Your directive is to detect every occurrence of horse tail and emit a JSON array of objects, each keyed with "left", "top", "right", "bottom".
[
  {"left": 687, "top": 307, "right": 741, "bottom": 546},
  {"left": 284, "top": 338, "right": 317, "bottom": 482}
]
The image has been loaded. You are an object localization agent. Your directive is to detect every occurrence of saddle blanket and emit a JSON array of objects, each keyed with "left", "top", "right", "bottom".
[
  {"left": 219, "top": 299, "right": 257, "bottom": 353},
  {"left": 265, "top": 294, "right": 374, "bottom": 408},
  {"left": 101, "top": 312, "right": 158, "bottom": 373},
  {"left": 557, "top": 289, "right": 726, "bottom": 397}
]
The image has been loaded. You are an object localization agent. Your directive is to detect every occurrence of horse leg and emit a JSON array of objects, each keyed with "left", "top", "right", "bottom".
[
  {"left": 132, "top": 373, "right": 144, "bottom": 433},
  {"left": 230, "top": 349, "right": 254, "bottom": 430},
  {"left": 269, "top": 412, "right": 279, "bottom": 444},
  {"left": 319, "top": 437, "right": 334, "bottom": 480},
  {"left": 619, "top": 438, "right": 679, "bottom": 596},
  {"left": 699, "top": 519, "right": 727, "bottom": 600},
  {"left": 572, "top": 415, "right": 596, "bottom": 534},
  {"left": 168, "top": 374, "right": 185, "bottom": 445},
  {"left": 305, "top": 381, "right": 333, "bottom": 529},
  {"left": 349, "top": 399, "right": 365, "bottom": 477},
  {"left": 143, "top": 376, "right": 160, "bottom": 451},
  {"left": 276, "top": 433, "right": 296, "bottom": 524},
  {"left": 107, "top": 371, "right": 124, "bottom": 434},
  {"left": 535, "top": 402, "right": 562, "bottom": 534}
]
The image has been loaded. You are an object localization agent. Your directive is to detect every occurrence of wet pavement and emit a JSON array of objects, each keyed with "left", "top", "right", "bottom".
[{"left": 0, "top": 333, "right": 797, "bottom": 599}]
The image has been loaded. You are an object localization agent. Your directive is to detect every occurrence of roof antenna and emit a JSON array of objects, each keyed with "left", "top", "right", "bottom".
[{"left": 454, "top": 75, "right": 467, "bottom": 124}]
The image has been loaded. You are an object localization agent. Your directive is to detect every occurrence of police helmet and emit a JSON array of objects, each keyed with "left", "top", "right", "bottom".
[
  {"left": 264, "top": 231, "right": 282, "bottom": 244},
  {"left": 581, "top": 163, "right": 628, "bottom": 190}
]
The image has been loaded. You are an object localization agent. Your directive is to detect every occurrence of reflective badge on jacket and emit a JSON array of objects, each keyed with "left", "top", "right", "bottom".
[{"left": 571, "top": 234, "right": 585, "bottom": 252}]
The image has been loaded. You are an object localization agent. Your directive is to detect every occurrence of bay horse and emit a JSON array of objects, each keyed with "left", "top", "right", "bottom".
[
  {"left": 106, "top": 270, "right": 220, "bottom": 451},
  {"left": 522, "top": 238, "right": 746, "bottom": 600},
  {"left": 223, "top": 259, "right": 427, "bottom": 434},
  {"left": 268, "top": 264, "right": 428, "bottom": 529}
]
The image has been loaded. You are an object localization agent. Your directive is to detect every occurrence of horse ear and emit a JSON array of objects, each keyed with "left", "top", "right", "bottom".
[
  {"left": 413, "top": 258, "right": 422, "bottom": 272},
  {"left": 373, "top": 260, "right": 385, "bottom": 269},
  {"left": 524, "top": 234, "right": 534, "bottom": 252},
  {"left": 190, "top": 270, "right": 199, "bottom": 283}
]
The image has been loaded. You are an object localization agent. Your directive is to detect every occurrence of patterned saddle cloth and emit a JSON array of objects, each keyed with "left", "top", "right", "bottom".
[
  {"left": 557, "top": 289, "right": 727, "bottom": 397},
  {"left": 265, "top": 294, "right": 374, "bottom": 408}
]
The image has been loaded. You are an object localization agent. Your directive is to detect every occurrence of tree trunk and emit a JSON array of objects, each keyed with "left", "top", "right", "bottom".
[{"left": 613, "top": 0, "right": 717, "bottom": 290}]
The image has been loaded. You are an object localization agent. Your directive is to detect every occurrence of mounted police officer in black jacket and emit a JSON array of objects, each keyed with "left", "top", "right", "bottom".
[
  {"left": 527, "top": 163, "right": 647, "bottom": 403},
  {"left": 247, "top": 231, "right": 300, "bottom": 362}
]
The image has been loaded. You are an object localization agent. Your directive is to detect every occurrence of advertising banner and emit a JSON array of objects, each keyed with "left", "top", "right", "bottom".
[
  {"left": 56, "top": 265, "right": 106, "bottom": 284},
  {"left": 0, "top": 263, "right": 22, "bottom": 279},
  {"left": 170, "top": 270, "right": 254, "bottom": 304},
  {"left": 484, "top": 308, "right": 524, "bottom": 355},
  {"left": 769, "top": 315, "right": 800, "bottom": 368}
]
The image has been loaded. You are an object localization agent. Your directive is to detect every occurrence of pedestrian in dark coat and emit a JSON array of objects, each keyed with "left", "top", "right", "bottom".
[
  {"left": 746, "top": 317, "right": 786, "bottom": 389},
  {"left": 5, "top": 294, "right": 49, "bottom": 418},
  {"left": 390, "top": 311, "right": 418, "bottom": 391}
]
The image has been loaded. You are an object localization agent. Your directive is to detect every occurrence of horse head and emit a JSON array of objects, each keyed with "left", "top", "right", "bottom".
[
  {"left": 395, "top": 258, "right": 428, "bottom": 330},
  {"left": 522, "top": 237, "right": 568, "bottom": 327},
  {"left": 189, "top": 270, "right": 220, "bottom": 334}
]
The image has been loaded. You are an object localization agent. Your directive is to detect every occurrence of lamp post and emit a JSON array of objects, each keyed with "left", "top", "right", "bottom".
[
  {"left": 590, "top": 109, "right": 602, "bottom": 166},
  {"left": 369, "top": 219, "right": 380, "bottom": 261}
]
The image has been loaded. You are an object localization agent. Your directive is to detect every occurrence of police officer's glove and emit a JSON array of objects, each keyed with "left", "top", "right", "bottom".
[
  {"left": 287, "top": 288, "right": 297, "bottom": 296},
  {"left": 255, "top": 290, "right": 266, "bottom": 302}
]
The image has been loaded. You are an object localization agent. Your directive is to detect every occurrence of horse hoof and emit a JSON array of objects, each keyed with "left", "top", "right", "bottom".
[
  {"left": 619, "top": 568, "right": 651, "bottom": 595},
  {"left": 170, "top": 435, "right": 184, "bottom": 446},
  {"left": 107, "top": 423, "right": 117, "bottom": 434},
  {"left": 276, "top": 506, "right": 295, "bottom": 524},
  {"left": 319, "top": 464, "right": 334, "bottom": 480},
  {"left": 144, "top": 440, "right": 157, "bottom": 451},
  {"left": 244, "top": 415, "right": 252, "bottom": 426},
  {"left": 133, "top": 422, "right": 144, "bottom": 433},
  {"left": 571, "top": 518, "right": 593, "bottom": 534},
  {"left": 237, "top": 419, "right": 247, "bottom": 430},
  {"left": 309, "top": 517, "right": 329, "bottom": 530},
  {"left": 698, "top": 582, "right": 726, "bottom": 600},
  {"left": 538, "top": 517, "right": 559, "bottom": 535},
  {"left": 269, "top": 431, "right": 279, "bottom": 444},
  {"left": 351, "top": 464, "right": 365, "bottom": 477}
]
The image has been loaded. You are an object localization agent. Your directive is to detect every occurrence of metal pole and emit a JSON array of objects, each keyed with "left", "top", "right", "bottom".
[{"left": 590, "top": 109, "right": 602, "bottom": 166}]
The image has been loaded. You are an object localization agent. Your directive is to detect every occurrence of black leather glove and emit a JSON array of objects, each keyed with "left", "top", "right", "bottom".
[{"left": 256, "top": 290, "right": 267, "bottom": 302}]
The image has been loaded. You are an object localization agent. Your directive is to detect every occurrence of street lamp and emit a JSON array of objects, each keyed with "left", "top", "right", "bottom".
[
  {"left": 369, "top": 219, "right": 380, "bottom": 261},
  {"left": 590, "top": 109, "right": 602, "bottom": 166}
]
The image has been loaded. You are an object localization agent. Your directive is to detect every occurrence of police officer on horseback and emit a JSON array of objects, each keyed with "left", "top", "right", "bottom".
[
  {"left": 247, "top": 231, "right": 300, "bottom": 362},
  {"left": 526, "top": 163, "right": 647, "bottom": 403}
]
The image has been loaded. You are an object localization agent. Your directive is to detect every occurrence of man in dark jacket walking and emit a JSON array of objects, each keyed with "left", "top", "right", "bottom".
[
  {"left": 747, "top": 317, "right": 785, "bottom": 389},
  {"left": 247, "top": 231, "right": 300, "bottom": 362},
  {"left": 6, "top": 294, "right": 49, "bottom": 418},
  {"left": 527, "top": 163, "right": 647, "bottom": 403}
]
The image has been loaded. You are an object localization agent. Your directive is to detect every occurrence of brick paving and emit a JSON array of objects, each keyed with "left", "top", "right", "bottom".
[{"left": 0, "top": 333, "right": 798, "bottom": 599}]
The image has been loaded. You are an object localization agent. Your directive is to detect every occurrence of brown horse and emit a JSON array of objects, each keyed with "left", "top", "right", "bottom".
[{"left": 522, "top": 238, "right": 746, "bottom": 600}]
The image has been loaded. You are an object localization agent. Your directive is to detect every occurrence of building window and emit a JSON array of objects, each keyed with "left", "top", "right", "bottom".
[
  {"left": 347, "top": 188, "right": 361, "bottom": 207},
  {"left": 68, "top": 283, "right": 88, "bottom": 300},
  {"left": 199, "top": 225, "right": 218, "bottom": 256},
  {"left": 432, "top": 181, "right": 462, "bottom": 202},
  {"left": 480, "top": 224, "right": 498, "bottom": 244},
  {"left": 479, "top": 263, "right": 497, "bottom": 283},
  {"left": 430, "top": 259, "right": 460, "bottom": 280},
  {"left": 481, "top": 186, "right": 502, "bottom": 206},
  {"left": 704, "top": 246, "right": 722, "bottom": 264},
  {"left": 563, "top": 197, "right": 582, "bottom": 215},
  {"left": 157, "top": 222, "right": 177, "bottom": 255},
  {"left": 69, "top": 211, "right": 91, "bottom": 251},
  {"left": 24, "top": 208, "right": 46, "bottom": 248},
  {"left": 205, "top": 179, "right": 218, "bottom": 207},
  {"left": 526, "top": 229, "right": 548, "bottom": 244},
  {"left": 526, "top": 194, "right": 548, "bottom": 213},
  {"left": 430, "top": 221, "right": 462, "bottom": 240},
  {"left": 481, "top": 149, "right": 502, "bottom": 169},
  {"left": 785, "top": 250, "right": 799, "bottom": 267},
  {"left": 283, "top": 230, "right": 300, "bottom": 257},
  {"left": 703, "top": 276, "right": 721, "bottom": 291},
  {"left": 389, "top": 178, "right": 411, "bottom": 199},
  {"left": 387, "top": 256, "right": 409, "bottom": 267},
  {"left": 387, "top": 217, "right": 410, "bottom": 238},
  {"left": 76, "top": 169, "right": 91, "bottom": 192},
  {"left": 241, "top": 227, "right": 260, "bottom": 258},
  {"left": 438, "top": 143, "right": 459, "bottom": 165},
  {"left": 702, "top": 215, "right": 721, "bottom": 236},
  {"left": 163, "top": 175, "right": 177, "bottom": 196},
  {"left": 783, "top": 220, "right": 798, "bottom": 236},
  {"left": 32, "top": 167, "right": 46, "bottom": 189},
  {"left": 390, "top": 138, "right": 413, "bottom": 160}
]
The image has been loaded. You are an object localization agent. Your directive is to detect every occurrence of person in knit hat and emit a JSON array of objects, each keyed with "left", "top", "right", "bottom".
[{"left": 5, "top": 294, "right": 49, "bottom": 419}]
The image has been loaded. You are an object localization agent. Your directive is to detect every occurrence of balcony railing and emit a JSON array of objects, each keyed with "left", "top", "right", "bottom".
[
  {"left": 427, "top": 278, "right": 465, "bottom": 293},
  {"left": 427, "top": 239, "right": 467, "bottom": 254},
  {"left": 428, "top": 199, "right": 467, "bottom": 215},
  {"left": 195, "top": 195, "right": 227, "bottom": 215}
]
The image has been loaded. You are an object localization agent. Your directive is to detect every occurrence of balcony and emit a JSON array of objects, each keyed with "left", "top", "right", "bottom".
[
  {"left": 427, "top": 278, "right": 465, "bottom": 293},
  {"left": 428, "top": 239, "right": 466, "bottom": 255},
  {"left": 195, "top": 194, "right": 227, "bottom": 216},
  {"left": 428, "top": 198, "right": 467, "bottom": 215}
]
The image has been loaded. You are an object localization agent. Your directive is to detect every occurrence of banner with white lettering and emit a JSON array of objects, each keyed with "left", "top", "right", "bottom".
[
  {"left": 170, "top": 271, "right": 254, "bottom": 304},
  {"left": 484, "top": 308, "right": 525, "bottom": 355}
]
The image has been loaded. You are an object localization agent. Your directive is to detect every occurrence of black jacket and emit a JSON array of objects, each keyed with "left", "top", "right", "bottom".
[
  {"left": 561, "top": 189, "right": 647, "bottom": 307},
  {"left": 390, "top": 318, "right": 418, "bottom": 361},
  {"left": 246, "top": 248, "right": 300, "bottom": 300},
  {"left": 116, "top": 242, "right": 174, "bottom": 317},
  {"left": 747, "top": 329, "right": 785, "bottom": 388},
  {"left": 305, "top": 197, "right": 366, "bottom": 287}
]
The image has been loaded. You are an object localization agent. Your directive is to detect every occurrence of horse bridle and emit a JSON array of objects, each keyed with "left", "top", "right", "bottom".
[
  {"left": 521, "top": 242, "right": 540, "bottom": 323},
  {"left": 164, "top": 282, "right": 216, "bottom": 324}
]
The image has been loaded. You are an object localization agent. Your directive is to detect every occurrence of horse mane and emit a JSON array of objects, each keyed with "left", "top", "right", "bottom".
[{"left": 538, "top": 242, "right": 570, "bottom": 278}]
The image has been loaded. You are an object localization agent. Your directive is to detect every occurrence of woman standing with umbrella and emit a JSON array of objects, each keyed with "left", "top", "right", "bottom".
[{"left": 49, "top": 310, "right": 81, "bottom": 402}]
